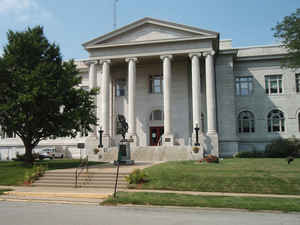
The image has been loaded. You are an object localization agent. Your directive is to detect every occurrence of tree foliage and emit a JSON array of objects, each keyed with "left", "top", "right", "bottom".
[
  {"left": 0, "top": 26, "right": 97, "bottom": 163},
  {"left": 273, "top": 8, "right": 300, "bottom": 69}
]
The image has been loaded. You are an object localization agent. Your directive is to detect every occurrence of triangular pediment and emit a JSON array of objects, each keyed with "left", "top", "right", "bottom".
[{"left": 83, "top": 17, "right": 218, "bottom": 48}]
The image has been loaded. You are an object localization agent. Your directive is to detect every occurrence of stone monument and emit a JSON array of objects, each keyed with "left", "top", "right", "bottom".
[{"left": 114, "top": 115, "right": 134, "bottom": 165}]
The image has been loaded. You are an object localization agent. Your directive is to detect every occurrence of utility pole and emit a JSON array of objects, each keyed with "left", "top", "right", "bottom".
[{"left": 113, "top": 0, "right": 118, "bottom": 30}]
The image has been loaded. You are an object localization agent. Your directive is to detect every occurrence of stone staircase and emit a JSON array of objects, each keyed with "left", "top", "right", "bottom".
[{"left": 33, "top": 170, "right": 129, "bottom": 189}]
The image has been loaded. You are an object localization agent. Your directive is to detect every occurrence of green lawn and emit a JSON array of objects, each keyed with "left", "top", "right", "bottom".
[
  {"left": 140, "top": 159, "right": 300, "bottom": 195},
  {"left": 0, "top": 160, "right": 105, "bottom": 186},
  {"left": 102, "top": 192, "right": 300, "bottom": 212}
]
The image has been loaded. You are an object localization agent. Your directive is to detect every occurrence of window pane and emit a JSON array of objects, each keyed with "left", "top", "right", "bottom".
[
  {"left": 116, "top": 79, "right": 126, "bottom": 96},
  {"left": 150, "top": 75, "right": 162, "bottom": 93},
  {"left": 265, "top": 79, "right": 269, "bottom": 94},
  {"left": 279, "top": 80, "right": 282, "bottom": 93},
  {"left": 153, "top": 110, "right": 162, "bottom": 120},
  {"left": 236, "top": 76, "right": 252, "bottom": 96},
  {"left": 270, "top": 80, "right": 277, "bottom": 93},
  {"left": 243, "top": 120, "right": 250, "bottom": 132},
  {"left": 236, "top": 83, "right": 240, "bottom": 95}
]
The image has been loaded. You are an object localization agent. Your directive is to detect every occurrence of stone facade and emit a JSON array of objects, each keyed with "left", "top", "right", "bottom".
[{"left": 1, "top": 17, "right": 299, "bottom": 160}]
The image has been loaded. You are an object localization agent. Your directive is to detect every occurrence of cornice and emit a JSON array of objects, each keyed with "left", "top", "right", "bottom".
[{"left": 85, "top": 36, "right": 217, "bottom": 50}]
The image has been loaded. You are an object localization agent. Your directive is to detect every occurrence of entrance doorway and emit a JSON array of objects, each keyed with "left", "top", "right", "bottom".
[{"left": 149, "top": 127, "right": 164, "bottom": 146}]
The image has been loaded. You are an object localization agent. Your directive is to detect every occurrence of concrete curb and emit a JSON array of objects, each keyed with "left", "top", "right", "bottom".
[
  {"left": 125, "top": 189, "right": 300, "bottom": 199},
  {"left": 4, "top": 191, "right": 111, "bottom": 199}
]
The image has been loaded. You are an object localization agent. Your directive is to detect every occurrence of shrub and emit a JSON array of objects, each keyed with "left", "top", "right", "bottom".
[
  {"left": 24, "top": 164, "right": 47, "bottom": 184},
  {"left": 265, "top": 138, "right": 300, "bottom": 158},
  {"left": 14, "top": 153, "right": 39, "bottom": 161},
  {"left": 93, "top": 148, "right": 100, "bottom": 154},
  {"left": 192, "top": 147, "right": 200, "bottom": 154},
  {"left": 235, "top": 151, "right": 265, "bottom": 158},
  {"left": 200, "top": 154, "right": 219, "bottom": 163},
  {"left": 125, "top": 169, "right": 149, "bottom": 184}
]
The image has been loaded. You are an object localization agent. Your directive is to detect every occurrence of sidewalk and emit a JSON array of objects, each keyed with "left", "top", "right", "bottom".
[{"left": 2, "top": 184, "right": 300, "bottom": 205}]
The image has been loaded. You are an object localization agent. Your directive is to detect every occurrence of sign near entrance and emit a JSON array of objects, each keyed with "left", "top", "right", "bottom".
[
  {"left": 165, "top": 138, "right": 171, "bottom": 142},
  {"left": 77, "top": 143, "right": 85, "bottom": 149}
]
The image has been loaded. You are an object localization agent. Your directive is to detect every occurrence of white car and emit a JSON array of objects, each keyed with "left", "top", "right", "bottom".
[{"left": 39, "top": 148, "right": 64, "bottom": 160}]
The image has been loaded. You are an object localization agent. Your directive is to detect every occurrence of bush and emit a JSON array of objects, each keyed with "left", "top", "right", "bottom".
[
  {"left": 24, "top": 164, "right": 47, "bottom": 184},
  {"left": 14, "top": 153, "right": 40, "bottom": 161},
  {"left": 265, "top": 138, "right": 300, "bottom": 158},
  {"left": 125, "top": 169, "right": 149, "bottom": 184},
  {"left": 200, "top": 154, "right": 219, "bottom": 163},
  {"left": 235, "top": 151, "right": 265, "bottom": 158}
]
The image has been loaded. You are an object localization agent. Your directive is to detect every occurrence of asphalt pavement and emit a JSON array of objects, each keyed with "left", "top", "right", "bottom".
[{"left": 0, "top": 201, "right": 300, "bottom": 225}]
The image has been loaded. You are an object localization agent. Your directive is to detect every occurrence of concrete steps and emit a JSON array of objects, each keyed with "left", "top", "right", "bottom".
[{"left": 32, "top": 171, "right": 129, "bottom": 189}]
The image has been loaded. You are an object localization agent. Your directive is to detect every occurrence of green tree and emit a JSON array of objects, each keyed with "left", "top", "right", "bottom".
[
  {"left": 0, "top": 26, "right": 97, "bottom": 163},
  {"left": 273, "top": 8, "right": 300, "bottom": 69}
]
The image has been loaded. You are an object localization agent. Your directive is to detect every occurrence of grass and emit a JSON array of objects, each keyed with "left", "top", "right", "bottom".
[
  {"left": 0, "top": 160, "right": 105, "bottom": 186},
  {"left": 102, "top": 191, "right": 300, "bottom": 212},
  {"left": 140, "top": 159, "right": 300, "bottom": 195}
]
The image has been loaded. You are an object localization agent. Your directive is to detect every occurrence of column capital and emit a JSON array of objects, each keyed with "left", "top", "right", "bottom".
[
  {"left": 160, "top": 55, "right": 173, "bottom": 61},
  {"left": 189, "top": 53, "right": 202, "bottom": 59},
  {"left": 203, "top": 50, "right": 215, "bottom": 57},
  {"left": 99, "top": 59, "right": 111, "bottom": 64},
  {"left": 83, "top": 59, "right": 98, "bottom": 65},
  {"left": 125, "top": 57, "right": 138, "bottom": 63}
]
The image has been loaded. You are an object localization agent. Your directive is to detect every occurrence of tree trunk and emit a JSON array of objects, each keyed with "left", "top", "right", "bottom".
[{"left": 24, "top": 143, "right": 34, "bottom": 165}]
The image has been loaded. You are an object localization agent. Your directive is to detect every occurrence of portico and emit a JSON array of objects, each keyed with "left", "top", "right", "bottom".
[{"left": 82, "top": 17, "right": 220, "bottom": 154}]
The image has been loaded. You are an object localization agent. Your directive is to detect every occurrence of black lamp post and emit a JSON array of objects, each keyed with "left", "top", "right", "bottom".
[
  {"left": 194, "top": 123, "right": 200, "bottom": 146},
  {"left": 98, "top": 127, "right": 104, "bottom": 148}
]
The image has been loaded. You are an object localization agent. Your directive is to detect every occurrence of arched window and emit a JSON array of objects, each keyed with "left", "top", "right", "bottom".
[
  {"left": 268, "top": 109, "right": 285, "bottom": 132},
  {"left": 150, "top": 110, "right": 163, "bottom": 121},
  {"left": 238, "top": 111, "right": 255, "bottom": 133}
]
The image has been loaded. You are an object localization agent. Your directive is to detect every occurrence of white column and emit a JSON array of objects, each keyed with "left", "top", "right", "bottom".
[
  {"left": 160, "top": 55, "right": 173, "bottom": 139},
  {"left": 88, "top": 61, "right": 97, "bottom": 89},
  {"left": 101, "top": 60, "right": 111, "bottom": 137},
  {"left": 126, "top": 57, "right": 138, "bottom": 137},
  {"left": 189, "top": 53, "right": 202, "bottom": 131},
  {"left": 87, "top": 61, "right": 97, "bottom": 136},
  {"left": 204, "top": 50, "right": 217, "bottom": 134}
]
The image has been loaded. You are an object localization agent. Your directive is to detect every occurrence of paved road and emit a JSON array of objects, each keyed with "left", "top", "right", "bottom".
[{"left": 0, "top": 201, "right": 300, "bottom": 225}]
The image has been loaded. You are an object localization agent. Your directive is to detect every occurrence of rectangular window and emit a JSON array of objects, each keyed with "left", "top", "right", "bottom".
[
  {"left": 265, "top": 75, "right": 282, "bottom": 94},
  {"left": 235, "top": 76, "right": 253, "bottom": 96},
  {"left": 115, "top": 79, "right": 126, "bottom": 97},
  {"left": 296, "top": 74, "right": 300, "bottom": 92},
  {"left": 149, "top": 75, "right": 163, "bottom": 94}
]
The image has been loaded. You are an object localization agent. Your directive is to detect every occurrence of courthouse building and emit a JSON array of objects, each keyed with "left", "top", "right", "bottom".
[{"left": 1, "top": 17, "right": 300, "bottom": 159}]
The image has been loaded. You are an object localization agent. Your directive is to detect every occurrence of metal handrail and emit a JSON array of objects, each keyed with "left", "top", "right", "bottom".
[{"left": 75, "top": 155, "right": 89, "bottom": 188}]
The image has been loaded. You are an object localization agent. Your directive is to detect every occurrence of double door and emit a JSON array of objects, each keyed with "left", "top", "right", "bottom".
[{"left": 149, "top": 126, "right": 164, "bottom": 146}]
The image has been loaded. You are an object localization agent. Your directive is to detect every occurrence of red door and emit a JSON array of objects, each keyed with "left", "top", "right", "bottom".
[{"left": 149, "top": 127, "right": 164, "bottom": 146}]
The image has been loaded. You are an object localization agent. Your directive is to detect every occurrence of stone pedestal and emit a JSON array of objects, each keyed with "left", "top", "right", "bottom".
[
  {"left": 114, "top": 142, "right": 134, "bottom": 165},
  {"left": 127, "top": 134, "right": 139, "bottom": 148},
  {"left": 203, "top": 133, "right": 219, "bottom": 157}
]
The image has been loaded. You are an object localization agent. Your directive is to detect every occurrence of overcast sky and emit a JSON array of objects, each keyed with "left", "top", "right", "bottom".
[{"left": 0, "top": 0, "right": 299, "bottom": 60}]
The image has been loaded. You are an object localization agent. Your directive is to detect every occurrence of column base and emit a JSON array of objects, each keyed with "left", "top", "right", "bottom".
[
  {"left": 127, "top": 134, "right": 139, "bottom": 148},
  {"left": 162, "top": 134, "right": 174, "bottom": 146},
  {"left": 102, "top": 134, "right": 111, "bottom": 148},
  {"left": 203, "top": 133, "right": 219, "bottom": 157}
]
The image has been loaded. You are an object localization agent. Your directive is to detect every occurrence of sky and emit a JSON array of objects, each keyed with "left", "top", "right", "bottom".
[{"left": 0, "top": 0, "right": 299, "bottom": 60}]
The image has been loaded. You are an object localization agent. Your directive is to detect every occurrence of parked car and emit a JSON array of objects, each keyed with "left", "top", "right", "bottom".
[{"left": 39, "top": 148, "right": 64, "bottom": 160}]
